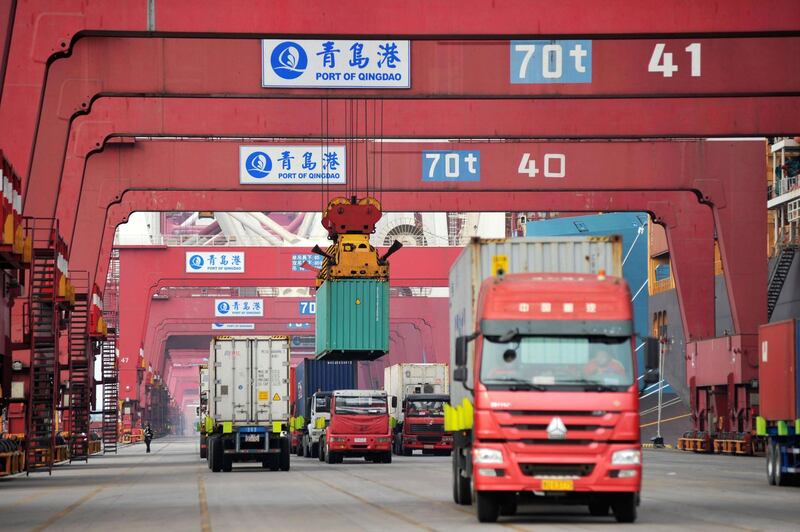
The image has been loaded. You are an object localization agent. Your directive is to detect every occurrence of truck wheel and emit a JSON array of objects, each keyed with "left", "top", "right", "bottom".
[
  {"left": 207, "top": 436, "right": 215, "bottom": 470},
  {"left": 611, "top": 493, "right": 637, "bottom": 523},
  {"left": 280, "top": 438, "right": 291, "bottom": 471},
  {"left": 325, "top": 450, "right": 334, "bottom": 464},
  {"left": 384, "top": 452, "right": 392, "bottom": 464},
  {"left": 475, "top": 492, "right": 499, "bottom": 523},
  {"left": 767, "top": 441, "right": 777, "bottom": 485},
  {"left": 772, "top": 442, "right": 788, "bottom": 486},
  {"left": 452, "top": 451, "right": 472, "bottom": 505},
  {"left": 295, "top": 438, "right": 303, "bottom": 457},
  {"left": 211, "top": 437, "right": 223, "bottom": 473}
]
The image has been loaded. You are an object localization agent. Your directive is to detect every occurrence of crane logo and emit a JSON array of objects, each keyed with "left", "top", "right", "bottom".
[
  {"left": 245, "top": 151, "right": 273, "bottom": 179},
  {"left": 270, "top": 41, "right": 308, "bottom": 80},
  {"left": 546, "top": 416, "right": 567, "bottom": 440},
  {"left": 217, "top": 301, "right": 231, "bottom": 315},
  {"left": 188, "top": 254, "right": 204, "bottom": 270}
]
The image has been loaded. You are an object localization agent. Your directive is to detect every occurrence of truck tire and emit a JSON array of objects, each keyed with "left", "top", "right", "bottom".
[
  {"left": 211, "top": 436, "right": 223, "bottom": 473},
  {"left": 475, "top": 492, "right": 499, "bottom": 523},
  {"left": 772, "top": 441, "right": 788, "bottom": 486},
  {"left": 611, "top": 493, "right": 637, "bottom": 523},
  {"left": 295, "top": 438, "right": 303, "bottom": 457},
  {"left": 767, "top": 441, "right": 777, "bottom": 485},
  {"left": 452, "top": 450, "right": 472, "bottom": 505},
  {"left": 280, "top": 438, "right": 291, "bottom": 471}
]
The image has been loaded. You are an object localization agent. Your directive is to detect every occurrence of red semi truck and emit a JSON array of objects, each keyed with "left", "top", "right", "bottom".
[
  {"left": 319, "top": 390, "right": 394, "bottom": 464},
  {"left": 447, "top": 237, "right": 641, "bottom": 523}
]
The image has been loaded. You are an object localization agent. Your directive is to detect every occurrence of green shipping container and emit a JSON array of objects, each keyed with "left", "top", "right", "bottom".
[{"left": 315, "top": 279, "right": 390, "bottom": 360}]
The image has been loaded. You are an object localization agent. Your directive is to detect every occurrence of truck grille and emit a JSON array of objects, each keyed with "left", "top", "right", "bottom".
[
  {"left": 409, "top": 423, "right": 444, "bottom": 434},
  {"left": 519, "top": 463, "right": 595, "bottom": 477},
  {"left": 418, "top": 435, "right": 442, "bottom": 443}
]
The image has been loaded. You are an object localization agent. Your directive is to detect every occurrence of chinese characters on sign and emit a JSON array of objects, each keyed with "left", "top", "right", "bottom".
[
  {"left": 186, "top": 252, "right": 245, "bottom": 273},
  {"left": 240, "top": 146, "right": 346, "bottom": 185},
  {"left": 262, "top": 40, "right": 410, "bottom": 88},
  {"left": 291, "top": 253, "right": 324, "bottom": 272},
  {"left": 214, "top": 299, "right": 264, "bottom": 317}
]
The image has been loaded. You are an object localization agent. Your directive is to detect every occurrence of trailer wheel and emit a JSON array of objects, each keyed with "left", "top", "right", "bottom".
[
  {"left": 452, "top": 450, "right": 472, "bottom": 505},
  {"left": 280, "top": 438, "right": 291, "bottom": 471},
  {"left": 475, "top": 491, "right": 499, "bottom": 523},
  {"left": 611, "top": 493, "right": 637, "bottom": 523},
  {"left": 767, "top": 441, "right": 777, "bottom": 485},
  {"left": 211, "top": 436, "right": 223, "bottom": 473},
  {"left": 772, "top": 441, "right": 789, "bottom": 486}
]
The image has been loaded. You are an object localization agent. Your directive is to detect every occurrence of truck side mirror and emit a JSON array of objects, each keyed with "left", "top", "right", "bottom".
[
  {"left": 391, "top": 396, "right": 397, "bottom": 408},
  {"left": 453, "top": 366, "right": 468, "bottom": 383},
  {"left": 455, "top": 336, "right": 470, "bottom": 367}
]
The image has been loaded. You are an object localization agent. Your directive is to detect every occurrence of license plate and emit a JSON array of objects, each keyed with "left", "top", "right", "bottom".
[
  {"left": 540, "top": 479, "right": 574, "bottom": 491},
  {"left": 244, "top": 434, "right": 260, "bottom": 442},
  {"left": 424, "top": 445, "right": 434, "bottom": 449},
  {"left": 354, "top": 437, "right": 367, "bottom": 443}
]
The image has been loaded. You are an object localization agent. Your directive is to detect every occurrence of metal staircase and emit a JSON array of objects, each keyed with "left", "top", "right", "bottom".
[
  {"left": 767, "top": 246, "right": 797, "bottom": 320},
  {"left": 102, "top": 248, "right": 120, "bottom": 454},
  {"left": 25, "top": 221, "right": 59, "bottom": 475},
  {"left": 67, "top": 272, "right": 91, "bottom": 462}
]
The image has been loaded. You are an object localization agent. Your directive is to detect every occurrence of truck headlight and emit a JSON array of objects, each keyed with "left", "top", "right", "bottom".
[
  {"left": 474, "top": 448, "right": 503, "bottom": 465},
  {"left": 611, "top": 449, "right": 641, "bottom": 465}
]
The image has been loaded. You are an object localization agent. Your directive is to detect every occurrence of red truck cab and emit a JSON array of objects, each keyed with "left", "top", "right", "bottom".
[
  {"left": 450, "top": 273, "right": 641, "bottom": 523},
  {"left": 320, "top": 390, "right": 393, "bottom": 464},
  {"left": 398, "top": 393, "right": 452, "bottom": 455}
]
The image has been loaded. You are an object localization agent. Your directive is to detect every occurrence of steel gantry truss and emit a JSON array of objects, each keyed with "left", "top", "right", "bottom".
[{"left": 0, "top": 0, "right": 796, "bottom": 451}]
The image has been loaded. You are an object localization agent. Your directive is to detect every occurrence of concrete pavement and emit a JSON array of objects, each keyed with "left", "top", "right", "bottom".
[{"left": 0, "top": 437, "right": 797, "bottom": 531}]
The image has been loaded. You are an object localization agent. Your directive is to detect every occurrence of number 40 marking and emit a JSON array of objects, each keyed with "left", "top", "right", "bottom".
[{"left": 518, "top": 153, "right": 566, "bottom": 178}]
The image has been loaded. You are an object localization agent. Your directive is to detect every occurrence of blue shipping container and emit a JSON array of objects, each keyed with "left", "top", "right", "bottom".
[
  {"left": 526, "top": 213, "right": 650, "bottom": 384},
  {"left": 294, "top": 359, "right": 358, "bottom": 421}
]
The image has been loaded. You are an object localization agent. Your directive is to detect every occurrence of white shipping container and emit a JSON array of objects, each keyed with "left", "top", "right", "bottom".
[
  {"left": 209, "top": 336, "right": 290, "bottom": 426},
  {"left": 449, "top": 237, "right": 623, "bottom": 406},
  {"left": 384, "top": 363, "right": 449, "bottom": 422}
]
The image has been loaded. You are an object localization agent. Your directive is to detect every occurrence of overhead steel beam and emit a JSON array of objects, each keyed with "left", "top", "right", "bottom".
[
  {"left": 19, "top": 34, "right": 800, "bottom": 195},
  {"left": 25, "top": 95, "right": 800, "bottom": 216},
  {"left": 70, "top": 138, "right": 761, "bottom": 337}
]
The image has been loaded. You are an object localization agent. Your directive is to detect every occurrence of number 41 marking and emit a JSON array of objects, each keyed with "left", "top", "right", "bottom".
[{"left": 648, "top": 43, "right": 701, "bottom": 78}]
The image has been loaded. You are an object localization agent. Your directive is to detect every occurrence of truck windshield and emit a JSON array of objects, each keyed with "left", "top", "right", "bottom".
[
  {"left": 480, "top": 335, "right": 634, "bottom": 390},
  {"left": 314, "top": 396, "right": 331, "bottom": 413},
  {"left": 407, "top": 400, "right": 445, "bottom": 417},
  {"left": 335, "top": 396, "right": 388, "bottom": 415}
]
